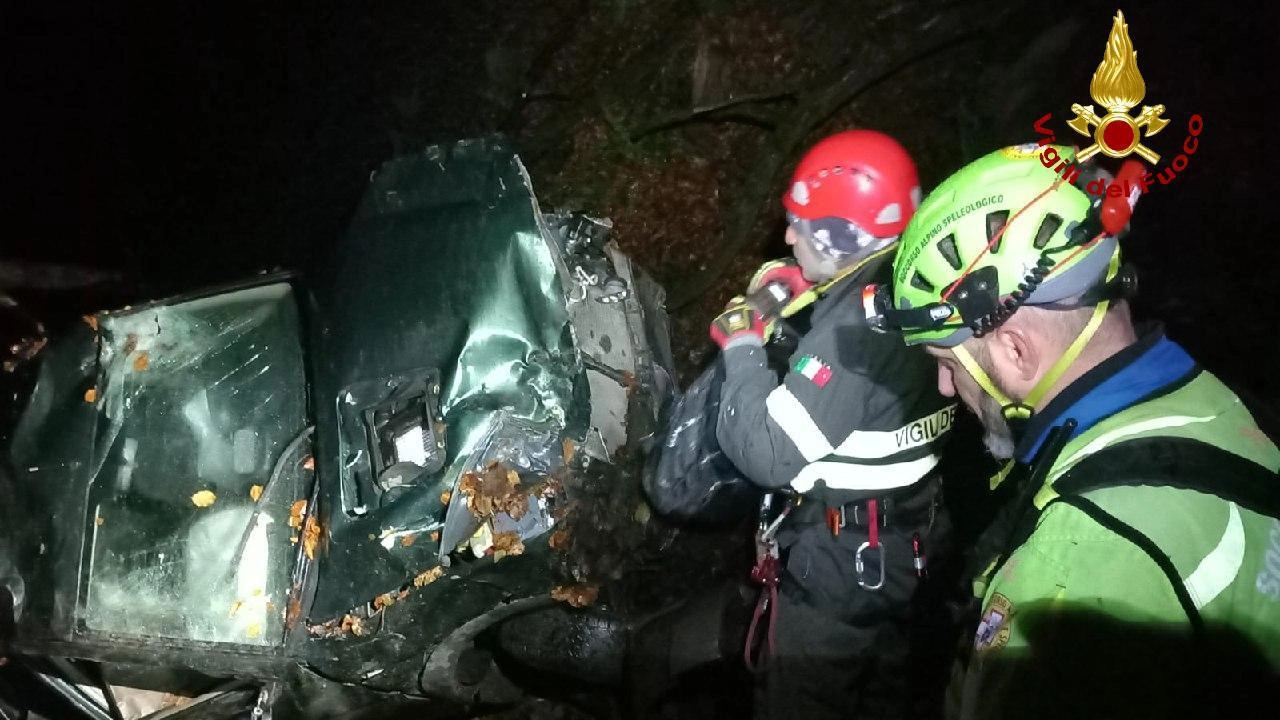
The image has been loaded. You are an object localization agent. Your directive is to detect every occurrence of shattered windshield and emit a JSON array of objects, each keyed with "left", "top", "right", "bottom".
[{"left": 80, "top": 282, "right": 310, "bottom": 646}]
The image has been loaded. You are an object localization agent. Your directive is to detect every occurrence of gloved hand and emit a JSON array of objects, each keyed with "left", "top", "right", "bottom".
[
  {"left": 709, "top": 296, "right": 766, "bottom": 349},
  {"left": 747, "top": 259, "right": 814, "bottom": 297}
]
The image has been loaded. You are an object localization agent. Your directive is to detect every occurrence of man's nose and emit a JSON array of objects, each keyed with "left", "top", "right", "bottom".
[
  {"left": 936, "top": 363, "right": 956, "bottom": 398},
  {"left": 784, "top": 226, "right": 798, "bottom": 246}
]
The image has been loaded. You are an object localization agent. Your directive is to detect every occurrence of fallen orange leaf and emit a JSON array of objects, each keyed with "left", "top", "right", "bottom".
[
  {"left": 412, "top": 566, "right": 445, "bottom": 587},
  {"left": 457, "top": 461, "right": 527, "bottom": 519},
  {"left": 400, "top": 534, "right": 416, "bottom": 548},
  {"left": 440, "top": 490, "right": 452, "bottom": 505},
  {"left": 491, "top": 531, "right": 525, "bottom": 562},
  {"left": 288, "top": 499, "right": 307, "bottom": 529},
  {"left": 341, "top": 614, "right": 365, "bottom": 636},
  {"left": 548, "top": 529, "right": 569, "bottom": 551},
  {"left": 191, "top": 490, "right": 217, "bottom": 508},
  {"left": 301, "top": 513, "right": 323, "bottom": 560},
  {"left": 551, "top": 583, "right": 600, "bottom": 608},
  {"left": 83, "top": 387, "right": 97, "bottom": 403},
  {"left": 132, "top": 352, "right": 150, "bottom": 372},
  {"left": 249, "top": 484, "right": 264, "bottom": 502}
]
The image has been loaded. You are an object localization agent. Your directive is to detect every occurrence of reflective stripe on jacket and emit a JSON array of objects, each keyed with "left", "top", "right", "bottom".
[{"left": 716, "top": 255, "right": 953, "bottom": 500}]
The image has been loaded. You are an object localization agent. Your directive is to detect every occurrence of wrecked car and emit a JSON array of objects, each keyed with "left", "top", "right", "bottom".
[{"left": 0, "top": 138, "right": 746, "bottom": 719}]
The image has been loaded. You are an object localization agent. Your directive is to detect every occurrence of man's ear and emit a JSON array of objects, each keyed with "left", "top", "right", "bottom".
[{"left": 988, "top": 324, "right": 1041, "bottom": 388}]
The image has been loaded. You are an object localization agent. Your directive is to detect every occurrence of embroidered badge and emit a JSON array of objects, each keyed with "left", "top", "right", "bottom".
[
  {"left": 793, "top": 355, "right": 833, "bottom": 388},
  {"left": 974, "top": 592, "right": 1013, "bottom": 651}
]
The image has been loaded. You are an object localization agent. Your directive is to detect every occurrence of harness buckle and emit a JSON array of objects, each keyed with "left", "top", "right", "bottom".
[
  {"left": 851, "top": 502, "right": 888, "bottom": 528},
  {"left": 855, "top": 541, "right": 886, "bottom": 590}
]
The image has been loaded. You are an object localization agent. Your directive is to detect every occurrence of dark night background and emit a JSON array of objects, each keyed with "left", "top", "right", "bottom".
[{"left": 5, "top": 0, "right": 1279, "bottom": 411}]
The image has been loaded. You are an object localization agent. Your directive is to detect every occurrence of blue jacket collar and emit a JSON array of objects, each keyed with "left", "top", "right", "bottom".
[{"left": 1015, "top": 324, "right": 1199, "bottom": 463}]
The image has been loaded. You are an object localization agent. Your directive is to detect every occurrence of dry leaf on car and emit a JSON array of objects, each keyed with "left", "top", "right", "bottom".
[
  {"left": 190, "top": 490, "right": 217, "bottom": 508},
  {"left": 491, "top": 531, "right": 525, "bottom": 561},
  {"left": 551, "top": 583, "right": 600, "bottom": 608},
  {"left": 288, "top": 499, "right": 307, "bottom": 529},
  {"left": 413, "top": 565, "right": 445, "bottom": 587},
  {"left": 458, "top": 461, "right": 527, "bottom": 519},
  {"left": 301, "top": 512, "right": 323, "bottom": 560}
]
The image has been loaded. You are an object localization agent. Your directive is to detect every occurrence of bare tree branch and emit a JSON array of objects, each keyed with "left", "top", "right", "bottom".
[
  {"left": 629, "top": 92, "right": 798, "bottom": 140},
  {"left": 665, "top": 4, "right": 1008, "bottom": 309}
]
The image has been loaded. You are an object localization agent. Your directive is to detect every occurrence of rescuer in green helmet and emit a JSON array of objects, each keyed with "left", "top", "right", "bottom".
[{"left": 865, "top": 144, "right": 1280, "bottom": 718}]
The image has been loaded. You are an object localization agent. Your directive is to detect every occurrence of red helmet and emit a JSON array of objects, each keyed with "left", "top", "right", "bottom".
[{"left": 782, "top": 130, "right": 921, "bottom": 240}]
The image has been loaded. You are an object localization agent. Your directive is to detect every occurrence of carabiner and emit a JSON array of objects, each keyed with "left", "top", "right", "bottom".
[{"left": 855, "top": 541, "right": 886, "bottom": 590}]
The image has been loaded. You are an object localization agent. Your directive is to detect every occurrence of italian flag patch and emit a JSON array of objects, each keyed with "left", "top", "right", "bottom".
[{"left": 793, "top": 355, "right": 833, "bottom": 388}]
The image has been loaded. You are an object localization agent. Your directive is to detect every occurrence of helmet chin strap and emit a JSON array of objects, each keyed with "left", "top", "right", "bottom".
[
  {"left": 948, "top": 247, "right": 1120, "bottom": 438},
  {"left": 952, "top": 298, "right": 1110, "bottom": 425}
]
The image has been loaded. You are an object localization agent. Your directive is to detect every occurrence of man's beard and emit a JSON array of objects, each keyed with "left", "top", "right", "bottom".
[{"left": 978, "top": 392, "right": 1017, "bottom": 459}]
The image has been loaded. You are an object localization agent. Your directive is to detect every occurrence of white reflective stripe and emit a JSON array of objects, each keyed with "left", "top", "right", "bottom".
[
  {"left": 1183, "top": 501, "right": 1246, "bottom": 610},
  {"left": 765, "top": 386, "right": 834, "bottom": 462},
  {"left": 789, "top": 454, "right": 939, "bottom": 493},
  {"left": 833, "top": 404, "right": 957, "bottom": 459},
  {"left": 1050, "top": 413, "right": 1219, "bottom": 482}
]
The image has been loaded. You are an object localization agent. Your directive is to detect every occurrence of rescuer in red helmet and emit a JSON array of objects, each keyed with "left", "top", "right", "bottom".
[{"left": 709, "top": 130, "right": 955, "bottom": 719}]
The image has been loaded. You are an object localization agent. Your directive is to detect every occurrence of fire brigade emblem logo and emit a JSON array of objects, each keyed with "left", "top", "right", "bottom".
[{"left": 1067, "top": 11, "right": 1170, "bottom": 163}]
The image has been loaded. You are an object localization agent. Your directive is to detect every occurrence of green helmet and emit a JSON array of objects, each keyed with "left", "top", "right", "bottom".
[{"left": 884, "top": 144, "right": 1121, "bottom": 346}]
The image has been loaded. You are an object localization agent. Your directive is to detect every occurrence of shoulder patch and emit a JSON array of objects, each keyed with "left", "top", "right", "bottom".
[
  {"left": 793, "top": 355, "right": 833, "bottom": 388},
  {"left": 974, "top": 592, "right": 1013, "bottom": 651}
]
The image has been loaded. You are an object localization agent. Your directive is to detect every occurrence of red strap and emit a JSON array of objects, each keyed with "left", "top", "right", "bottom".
[
  {"left": 743, "top": 583, "right": 779, "bottom": 673},
  {"left": 867, "top": 499, "right": 880, "bottom": 549}
]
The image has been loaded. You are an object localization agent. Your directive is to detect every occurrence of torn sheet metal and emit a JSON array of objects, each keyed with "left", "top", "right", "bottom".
[
  {"left": 305, "top": 138, "right": 586, "bottom": 618},
  {"left": 438, "top": 412, "right": 559, "bottom": 562}
]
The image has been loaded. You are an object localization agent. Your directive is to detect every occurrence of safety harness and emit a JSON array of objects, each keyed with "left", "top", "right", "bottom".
[{"left": 743, "top": 243, "right": 916, "bottom": 672}]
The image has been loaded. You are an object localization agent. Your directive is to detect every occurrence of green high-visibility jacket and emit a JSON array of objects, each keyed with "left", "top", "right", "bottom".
[{"left": 955, "top": 334, "right": 1280, "bottom": 719}]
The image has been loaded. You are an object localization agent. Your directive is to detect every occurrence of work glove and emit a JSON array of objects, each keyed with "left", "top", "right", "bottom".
[
  {"left": 746, "top": 258, "right": 814, "bottom": 297},
  {"left": 709, "top": 296, "right": 766, "bottom": 350},
  {"left": 746, "top": 258, "right": 817, "bottom": 320}
]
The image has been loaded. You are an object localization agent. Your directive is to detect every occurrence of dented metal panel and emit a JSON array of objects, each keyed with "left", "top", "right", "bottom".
[
  {"left": 1, "top": 138, "right": 680, "bottom": 705},
  {"left": 304, "top": 138, "right": 588, "bottom": 620}
]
